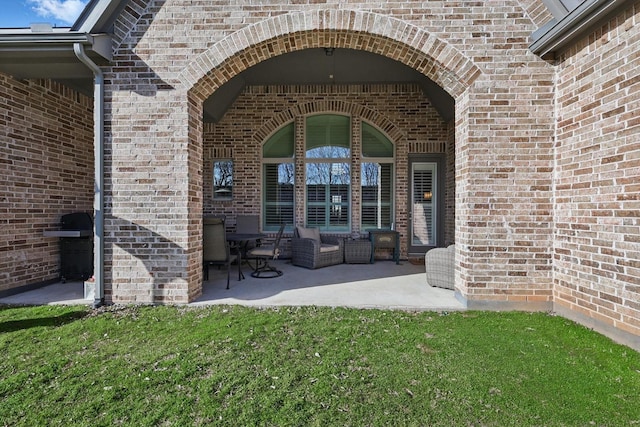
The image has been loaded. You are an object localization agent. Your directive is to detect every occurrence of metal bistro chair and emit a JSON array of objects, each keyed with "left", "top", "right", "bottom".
[
  {"left": 203, "top": 217, "right": 239, "bottom": 289},
  {"left": 247, "top": 224, "right": 285, "bottom": 278},
  {"left": 235, "top": 214, "right": 262, "bottom": 258}
]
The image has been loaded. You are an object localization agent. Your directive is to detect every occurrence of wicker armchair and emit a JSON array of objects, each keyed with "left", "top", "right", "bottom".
[
  {"left": 425, "top": 244, "right": 455, "bottom": 290},
  {"left": 291, "top": 226, "right": 344, "bottom": 269}
]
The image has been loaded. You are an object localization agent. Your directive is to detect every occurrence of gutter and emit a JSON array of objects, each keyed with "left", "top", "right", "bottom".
[
  {"left": 529, "top": 0, "right": 633, "bottom": 58},
  {"left": 74, "top": 43, "right": 105, "bottom": 309}
]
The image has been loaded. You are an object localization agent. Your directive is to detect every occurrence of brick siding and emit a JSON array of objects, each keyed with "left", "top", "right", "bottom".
[
  {"left": 104, "top": 1, "right": 555, "bottom": 308},
  {"left": 553, "top": 2, "right": 640, "bottom": 338},
  {"left": 0, "top": 73, "right": 93, "bottom": 293}
]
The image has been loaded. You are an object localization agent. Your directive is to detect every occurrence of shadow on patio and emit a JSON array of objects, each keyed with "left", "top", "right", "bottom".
[{"left": 194, "top": 259, "right": 464, "bottom": 311}]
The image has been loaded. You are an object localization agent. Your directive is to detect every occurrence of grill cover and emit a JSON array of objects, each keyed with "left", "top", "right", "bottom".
[{"left": 61, "top": 212, "right": 93, "bottom": 230}]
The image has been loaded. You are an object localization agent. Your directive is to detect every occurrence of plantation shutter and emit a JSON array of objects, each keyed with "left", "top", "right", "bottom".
[
  {"left": 263, "top": 164, "right": 294, "bottom": 229},
  {"left": 412, "top": 163, "right": 435, "bottom": 246},
  {"left": 263, "top": 124, "right": 294, "bottom": 231},
  {"left": 306, "top": 115, "right": 350, "bottom": 157},
  {"left": 304, "top": 115, "right": 350, "bottom": 230},
  {"left": 361, "top": 163, "right": 393, "bottom": 229}
]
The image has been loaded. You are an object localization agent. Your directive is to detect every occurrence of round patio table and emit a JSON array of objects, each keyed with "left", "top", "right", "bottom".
[{"left": 226, "top": 233, "right": 267, "bottom": 279}]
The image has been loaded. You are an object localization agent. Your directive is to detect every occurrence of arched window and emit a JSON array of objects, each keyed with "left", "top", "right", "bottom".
[
  {"left": 262, "top": 123, "right": 295, "bottom": 231},
  {"left": 261, "top": 116, "right": 395, "bottom": 232},
  {"left": 361, "top": 122, "right": 394, "bottom": 230},
  {"left": 305, "top": 114, "right": 351, "bottom": 231}
]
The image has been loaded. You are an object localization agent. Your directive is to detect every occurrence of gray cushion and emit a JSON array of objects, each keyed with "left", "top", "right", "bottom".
[
  {"left": 319, "top": 244, "right": 340, "bottom": 253},
  {"left": 296, "top": 226, "right": 320, "bottom": 243}
]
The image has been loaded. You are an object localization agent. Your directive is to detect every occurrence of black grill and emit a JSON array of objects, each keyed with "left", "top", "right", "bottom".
[{"left": 45, "top": 212, "right": 94, "bottom": 282}]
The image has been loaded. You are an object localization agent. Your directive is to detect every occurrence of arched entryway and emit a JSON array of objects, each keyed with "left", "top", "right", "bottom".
[{"left": 180, "top": 10, "right": 481, "bottom": 302}]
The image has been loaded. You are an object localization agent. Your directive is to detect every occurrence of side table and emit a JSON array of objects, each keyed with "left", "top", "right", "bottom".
[
  {"left": 368, "top": 229, "right": 400, "bottom": 264},
  {"left": 344, "top": 238, "right": 373, "bottom": 264}
]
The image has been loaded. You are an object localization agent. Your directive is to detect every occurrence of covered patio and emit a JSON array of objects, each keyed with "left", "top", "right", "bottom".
[{"left": 0, "top": 260, "right": 463, "bottom": 311}]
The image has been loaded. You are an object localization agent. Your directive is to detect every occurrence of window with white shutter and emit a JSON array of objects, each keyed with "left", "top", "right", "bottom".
[
  {"left": 305, "top": 114, "right": 351, "bottom": 231},
  {"left": 361, "top": 122, "right": 394, "bottom": 230},
  {"left": 262, "top": 123, "right": 294, "bottom": 231}
]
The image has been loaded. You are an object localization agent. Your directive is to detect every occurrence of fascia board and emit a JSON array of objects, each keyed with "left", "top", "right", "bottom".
[
  {"left": 530, "top": 0, "right": 632, "bottom": 58},
  {"left": 0, "top": 32, "right": 111, "bottom": 62}
]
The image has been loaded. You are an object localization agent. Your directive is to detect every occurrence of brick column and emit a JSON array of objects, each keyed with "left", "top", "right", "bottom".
[
  {"left": 105, "top": 86, "right": 201, "bottom": 304},
  {"left": 455, "top": 75, "right": 555, "bottom": 310}
]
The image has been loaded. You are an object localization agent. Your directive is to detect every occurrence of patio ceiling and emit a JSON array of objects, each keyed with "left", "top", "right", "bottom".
[{"left": 203, "top": 48, "right": 456, "bottom": 123}]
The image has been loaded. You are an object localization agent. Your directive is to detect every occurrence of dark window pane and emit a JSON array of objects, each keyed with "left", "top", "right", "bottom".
[{"left": 213, "top": 160, "right": 233, "bottom": 200}]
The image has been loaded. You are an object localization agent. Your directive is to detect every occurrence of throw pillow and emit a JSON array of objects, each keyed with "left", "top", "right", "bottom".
[{"left": 296, "top": 226, "right": 321, "bottom": 243}]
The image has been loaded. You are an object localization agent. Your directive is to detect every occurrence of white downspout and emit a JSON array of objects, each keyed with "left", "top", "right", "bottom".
[{"left": 73, "top": 42, "right": 104, "bottom": 308}]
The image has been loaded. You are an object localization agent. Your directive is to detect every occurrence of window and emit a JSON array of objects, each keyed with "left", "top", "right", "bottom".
[
  {"left": 305, "top": 115, "right": 351, "bottom": 231},
  {"left": 263, "top": 124, "right": 295, "bottom": 231},
  {"left": 260, "top": 116, "right": 395, "bottom": 233},
  {"left": 361, "top": 122, "right": 394, "bottom": 230},
  {"left": 213, "top": 160, "right": 233, "bottom": 200}
]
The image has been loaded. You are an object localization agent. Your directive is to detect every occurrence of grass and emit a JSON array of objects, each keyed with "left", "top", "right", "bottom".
[{"left": 0, "top": 305, "right": 639, "bottom": 426}]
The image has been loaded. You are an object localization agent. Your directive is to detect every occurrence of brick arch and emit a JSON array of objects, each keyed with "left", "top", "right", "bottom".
[
  {"left": 253, "top": 101, "right": 405, "bottom": 145},
  {"left": 180, "top": 9, "right": 481, "bottom": 101}
]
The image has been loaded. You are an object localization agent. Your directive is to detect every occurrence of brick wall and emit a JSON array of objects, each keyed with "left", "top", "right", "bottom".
[
  {"left": 0, "top": 73, "right": 93, "bottom": 293},
  {"left": 104, "top": 1, "right": 556, "bottom": 306},
  {"left": 202, "top": 83, "right": 450, "bottom": 258},
  {"left": 553, "top": 2, "right": 640, "bottom": 340}
]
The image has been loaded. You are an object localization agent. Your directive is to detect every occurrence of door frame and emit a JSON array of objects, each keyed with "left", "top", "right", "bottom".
[{"left": 407, "top": 154, "right": 446, "bottom": 255}]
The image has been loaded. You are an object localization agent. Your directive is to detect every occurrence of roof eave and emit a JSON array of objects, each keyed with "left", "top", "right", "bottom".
[
  {"left": 0, "top": 32, "right": 111, "bottom": 61},
  {"left": 530, "top": 0, "right": 633, "bottom": 59}
]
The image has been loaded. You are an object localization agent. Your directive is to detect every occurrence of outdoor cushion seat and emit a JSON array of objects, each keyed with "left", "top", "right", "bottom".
[
  {"left": 425, "top": 244, "right": 455, "bottom": 290},
  {"left": 291, "top": 226, "right": 344, "bottom": 269},
  {"left": 319, "top": 244, "right": 340, "bottom": 253}
]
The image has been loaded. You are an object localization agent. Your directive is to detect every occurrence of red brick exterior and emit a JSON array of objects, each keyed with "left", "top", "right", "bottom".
[
  {"left": 1, "top": 1, "right": 638, "bottom": 346},
  {"left": 0, "top": 73, "right": 93, "bottom": 292}
]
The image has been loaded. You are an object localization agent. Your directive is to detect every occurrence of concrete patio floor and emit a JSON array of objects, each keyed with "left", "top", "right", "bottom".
[{"left": 0, "top": 260, "right": 464, "bottom": 311}]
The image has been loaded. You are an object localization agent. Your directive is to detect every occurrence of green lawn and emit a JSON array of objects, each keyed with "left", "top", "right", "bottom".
[{"left": 1, "top": 305, "right": 639, "bottom": 426}]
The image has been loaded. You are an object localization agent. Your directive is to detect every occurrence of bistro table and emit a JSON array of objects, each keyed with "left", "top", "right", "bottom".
[{"left": 226, "top": 232, "right": 267, "bottom": 279}]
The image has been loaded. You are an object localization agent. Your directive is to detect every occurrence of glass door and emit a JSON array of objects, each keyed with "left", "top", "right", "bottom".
[{"left": 410, "top": 162, "right": 437, "bottom": 249}]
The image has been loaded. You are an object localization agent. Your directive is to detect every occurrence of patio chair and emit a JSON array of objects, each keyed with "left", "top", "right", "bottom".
[
  {"left": 424, "top": 244, "right": 455, "bottom": 290},
  {"left": 203, "top": 217, "right": 238, "bottom": 289},
  {"left": 247, "top": 224, "right": 285, "bottom": 278},
  {"left": 235, "top": 214, "right": 262, "bottom": 254},
  {"left": 291, "top": 225, "right": 344, "bottom": 269}
]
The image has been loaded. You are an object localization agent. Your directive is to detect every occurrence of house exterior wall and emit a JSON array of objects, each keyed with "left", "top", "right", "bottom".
[
  {"left": 103, "top": 1, "right": 556, "bottom": 308},
  {"left": 552, "top": 2, "right": 640, "bottom": 342},
  {"left": 0, "top": 73, "right": 93, "bottom": 294},
  {"left": 202, "top": 83, "right": 450, "bottom": 259}
]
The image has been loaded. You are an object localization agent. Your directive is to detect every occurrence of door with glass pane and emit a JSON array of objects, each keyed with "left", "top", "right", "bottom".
[{"left": 409, "top": 158, "right": 442, "bottom": 253}]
